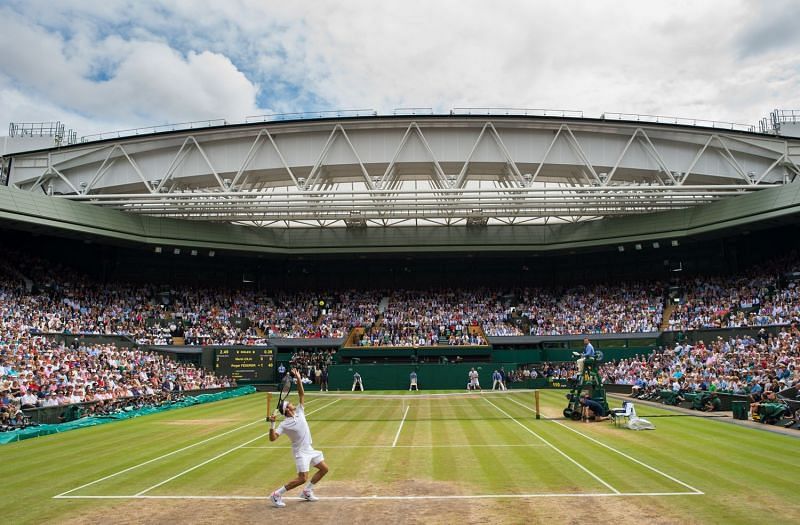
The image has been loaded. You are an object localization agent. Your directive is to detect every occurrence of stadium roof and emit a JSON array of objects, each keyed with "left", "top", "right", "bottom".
[{"left": 3, "top": 112, "right": 800, "bottom": 230}]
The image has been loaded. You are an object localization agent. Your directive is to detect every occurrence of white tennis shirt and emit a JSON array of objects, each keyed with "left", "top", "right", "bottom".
[{"left": 276, "top": 403, "right": 313, "bottom": 454}]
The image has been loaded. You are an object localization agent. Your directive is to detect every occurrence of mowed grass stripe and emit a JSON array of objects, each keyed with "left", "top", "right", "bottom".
[
  {"left": 1, "top": 393, "right": 275, "bottom": 523},
  {"left": 46, "top": 394, "right": 270, "bottom": 496},
  {"left": 150, "top": 396, "right": 357, "bottom": 497},
  {"left": 140, "top": 398, "right": 341, "bottom": 496},
  {"left": 450, "top": 397, "right": 543, "bottom": 495},
  {"left": 64, "top": 394, "right": 320, "bottom": 496},
  {"left": 293, "top": 396, "right": 409, "bottom": 494},
  {"left": 526, "top": 389, "right": 800, "bottom": 523},
  {"left": 484, "top": 397, "right": 620, "bottom": 494},
  {"left": 536, "top": 388, "right": 800, "bottom": 474},
  {"left": 496, "top": 394, "right": 697, "bottom": 494},
  {"left": 5, "top": 389, "right": 800, "bottom": 525},
  {"left": 11, "top": 392, "right": 262, "bottom": 482}
]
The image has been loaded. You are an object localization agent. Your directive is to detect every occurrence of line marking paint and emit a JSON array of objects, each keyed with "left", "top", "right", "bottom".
[
  {"left": 239, "top": 443, "right": 548, "bottom": 449},
  {"left": 484, "top": 397, "right": 620, "bottom": 494},
  {"left": 391, "top": 404, "right": 410, "bottom": 447},
  {"left": 53, "top": 398, "right": 324, "bottom": 499},
  {"left": 503, "top": 396, "right": 704, "bottom": 495},
  {"left": 54, "top": 491, "right": 702, "bottom": 501},
  {"left": 135, "top": 399, "right": 341, "bottom": 496}
]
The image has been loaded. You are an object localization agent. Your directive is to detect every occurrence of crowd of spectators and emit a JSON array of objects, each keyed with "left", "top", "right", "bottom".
[
  {"left": 354, "top": 290, "right": 493, "bottom": 347},
  {"left": 2, "top": 250, "right": 386, "bottom": 344},
  {"left": 286, "top": 349, "right": 335, "bottom": 386},
  {"left": 1, "top": 265, "right": 235, "bottom": 432},
  {"left": 600, "top": 327, "right": 798, "bottom": 398},
  {"left": 668, "top": 255, "right": 800, "bottom": 331},
  {"left": 510, "top": 283, "right": 665, "bottom": 335},
  {"left": 0, "top": 332, "right": 233, "bottom": 408},
  {"left": 501, "top": 362, "right": 579, "bottom": 383},
  {"left": 6, "top": 247, "right": 800, "bottom": 345}
]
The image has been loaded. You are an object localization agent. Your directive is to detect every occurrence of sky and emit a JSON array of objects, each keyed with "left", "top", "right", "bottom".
[{"left": 0, "top": 0, "right": 799, "bottom": 138}]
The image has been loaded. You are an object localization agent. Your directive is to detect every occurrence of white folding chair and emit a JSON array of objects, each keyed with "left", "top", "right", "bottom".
[{"left": 611, "top": 401, "right": 634, "bottom": 427}]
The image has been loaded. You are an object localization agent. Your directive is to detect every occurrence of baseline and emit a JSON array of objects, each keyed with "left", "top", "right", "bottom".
[
  {"left": 53, "top": 397, "right": 324, "bottom": 499},
  {"left": 133, "top": 399, "right": 341, "bottom": 497},
  {"left": 240, "top": 444, "right": 549, "bottom": 449},
  {"left": 54, "top": 491, "right": 702, "bottom": 501}
]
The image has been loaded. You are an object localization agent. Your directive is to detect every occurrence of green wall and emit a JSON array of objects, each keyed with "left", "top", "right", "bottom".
[
  {"left": 491, "top": 347, "right": 651, "bottom": 363},
  {"left": 329, "top": 363, "right": 497, "bottom": 390}
]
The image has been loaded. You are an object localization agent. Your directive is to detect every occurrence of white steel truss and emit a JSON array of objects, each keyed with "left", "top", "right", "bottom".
[{"left": 7, "top": 116, "right": 799, "bottom": 228}]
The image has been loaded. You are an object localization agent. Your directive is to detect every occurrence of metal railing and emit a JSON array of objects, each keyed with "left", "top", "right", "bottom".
[
  {"left": 602, "top": 112, "right": 756, "bottom": 132},
  {"left": 66, "top": 107, "right": 774, "bottom": 145},
  {"left": 244, "top": 109, "right": 376, "bottom": 124},
  {"left": 759, "top": 109, "right": 800, "bottom": 134},
  {"left": 80, "top": 119, "right": 228, "bottom": 143},
  {"left": 392, "top": 107, "right": 434, "bottom": 115},
  {"left": 451, "top": 107, "right": 584, "bottom": 118},
  {"left": 8, "top": 121, "right": 79, "bottom": 145}
]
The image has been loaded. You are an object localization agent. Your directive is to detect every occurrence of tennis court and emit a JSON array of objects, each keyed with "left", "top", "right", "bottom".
[{"left": 3, "top": 390, "right": 798, "bottom": 524}]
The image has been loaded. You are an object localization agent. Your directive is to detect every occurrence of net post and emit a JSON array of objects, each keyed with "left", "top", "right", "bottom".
[
  {"left": 535, "top": 390, "right": 541, "bottom": 420},
  {"left": 266, "top": 392, "right": 272, "bottom": 421}
]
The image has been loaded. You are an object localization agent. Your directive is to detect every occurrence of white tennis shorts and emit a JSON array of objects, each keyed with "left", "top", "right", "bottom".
[{"left": 294, "top": 448, "right": 324, "bottom": 473}]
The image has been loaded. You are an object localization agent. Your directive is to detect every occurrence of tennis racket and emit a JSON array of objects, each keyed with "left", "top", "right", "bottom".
[{"left": 273, "top": 373, "right": 293, "bottom": 417}]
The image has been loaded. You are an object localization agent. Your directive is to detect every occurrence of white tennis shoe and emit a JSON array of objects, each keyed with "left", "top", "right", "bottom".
[
  {"left": 271, "top": 491, "right": 286, "bottom": 508},
  {"left": 301, "top": 489, "right": 319, "bottom": 502}
]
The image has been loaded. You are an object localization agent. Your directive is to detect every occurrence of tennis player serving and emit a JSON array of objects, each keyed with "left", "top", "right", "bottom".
[{"left": 268, "top": 368, "right": 329, "bottom": 507}]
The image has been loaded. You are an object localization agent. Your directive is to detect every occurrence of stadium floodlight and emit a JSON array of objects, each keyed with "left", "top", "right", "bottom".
[
  {"left": 208, "top": 250, "right": 215, "bottom": 257},
  {"left": 617, "top": 245, "right": 625, "bottom": 252},
  {"left": 173, "top": 248, "right": 180, "bottom": 255},
  {"left": 154, "top": 246, "right": 162, "bottom": 253},
  {"left": 671, "top": 239, "right": 680, "bottom": 247},
  {"left": 190, "top": 250, "right": 197, "bottom": 256},
  {"left": 652, "top": 242, "right": 660, "bottom": 249},
  {"left": 635, "top": 243, "right": 642, "bottom": 250}
]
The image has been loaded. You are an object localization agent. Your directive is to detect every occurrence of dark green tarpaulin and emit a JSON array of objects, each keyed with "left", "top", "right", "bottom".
[{"left": 0, "top": 386, "right": 256, "bottom": 445}]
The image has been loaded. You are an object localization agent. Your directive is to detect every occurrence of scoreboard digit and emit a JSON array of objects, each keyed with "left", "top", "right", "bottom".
[{"left": 214, "top": 347, "right": 275, "bottom": 382}]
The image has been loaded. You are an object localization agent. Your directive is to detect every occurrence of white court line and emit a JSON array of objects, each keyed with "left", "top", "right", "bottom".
[
  {"left": 54, "top": 397, "right": 324, "bottom": 499},
  {"left": 134, "top": 399, "right": 341, "bottom": 497},
  {"left": 54, "top": 491, "right": 701, "bottom": 501},
  {"left": 240, "top": 443, "right": 548, "bottom": 449},
  {"left": 484, "top": 398, "right": 620, "bottom": 495},
  {"left": 391, "top": 404, "right": 410, "bottom": 447},
  {"left": 503, "top": 396, "right": 704, "bottom": 495}
]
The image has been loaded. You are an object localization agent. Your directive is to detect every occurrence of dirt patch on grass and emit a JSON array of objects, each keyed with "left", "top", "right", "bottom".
[
  {"left": 56, "top": 492, "right": 702, "bottom": 525},
  {"left": 56, "top": 475, "right": 704, "bottom": 525}
]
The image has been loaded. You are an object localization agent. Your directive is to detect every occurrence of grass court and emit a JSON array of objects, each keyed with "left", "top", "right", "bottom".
[{"left": 3, "top": 389, "right": 799, "bottom": 524}]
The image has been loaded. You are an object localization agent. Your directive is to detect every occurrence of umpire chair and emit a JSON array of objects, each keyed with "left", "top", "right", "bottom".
[{"left": 563, "top": 350, "right": 609, "bottom": 421}]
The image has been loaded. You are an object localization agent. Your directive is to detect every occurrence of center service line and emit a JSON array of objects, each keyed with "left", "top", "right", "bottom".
[
  {"left": 484, "top": 398, "right": 620, "bottom": 495},
  {"left": 391, "top": 404, "right": 410, "bottom": 448}
]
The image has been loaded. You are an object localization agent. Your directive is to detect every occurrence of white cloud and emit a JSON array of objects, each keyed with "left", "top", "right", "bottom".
[
  {"left": 0, "top": 3, "right": 261, "bottom": 135},
  {"left": 0, "top": 0, "right": 799, "bottom": 137}
]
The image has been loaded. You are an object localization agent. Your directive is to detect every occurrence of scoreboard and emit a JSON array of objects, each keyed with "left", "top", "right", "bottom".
[{"left": 214, "top": 346, "right": 276, "bottom": 382}]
